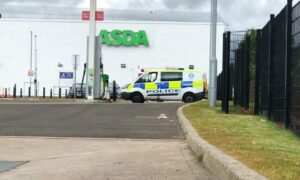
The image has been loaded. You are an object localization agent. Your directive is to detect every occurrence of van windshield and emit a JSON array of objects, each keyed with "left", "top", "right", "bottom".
[{"left": 136, "top": 72, "right": 158, "bottom": 83}]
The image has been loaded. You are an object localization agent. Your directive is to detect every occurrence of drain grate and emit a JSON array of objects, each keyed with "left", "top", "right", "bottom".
[{"left": 0, "top": 161, "right": 28, "bottom": 173}]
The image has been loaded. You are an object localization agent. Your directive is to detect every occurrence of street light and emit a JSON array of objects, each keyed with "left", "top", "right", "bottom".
[{"left": 209, "top": 0, "right": 218, "bottom": 107}]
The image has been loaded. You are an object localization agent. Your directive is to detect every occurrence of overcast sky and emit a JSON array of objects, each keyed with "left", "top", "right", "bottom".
[{"left": 1, "top": 0, "right": 289, "bottom": 30}]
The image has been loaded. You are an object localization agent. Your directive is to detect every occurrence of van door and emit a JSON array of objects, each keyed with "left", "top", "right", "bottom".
[
  {"left": 159, "top": 72, "right": 182, "bottom": 100},
  {"left": 136, "top": 72, "right": 159, "bottom": 100}
]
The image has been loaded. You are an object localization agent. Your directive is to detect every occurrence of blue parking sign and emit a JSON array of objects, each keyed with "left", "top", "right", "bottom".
[{"left": 60, "top": 72, "right": 73, "bottom": 79}]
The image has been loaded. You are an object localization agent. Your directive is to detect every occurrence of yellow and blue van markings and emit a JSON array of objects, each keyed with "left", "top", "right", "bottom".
[{"left": 130, "top": 80, "right": 203, "bottom": 90}]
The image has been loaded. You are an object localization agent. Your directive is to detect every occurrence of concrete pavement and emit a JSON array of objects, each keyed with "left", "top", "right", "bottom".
[{"left": 0, "top": 137, "right": 214, "bottom": 180}]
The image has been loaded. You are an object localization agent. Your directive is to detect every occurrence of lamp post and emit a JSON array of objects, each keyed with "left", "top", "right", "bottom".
[
  {"left": 34, "top": 34, "right": 38, "bottom": 98},
  {"left": 209, "top": 0, "right": 218, "bottom": 107}
]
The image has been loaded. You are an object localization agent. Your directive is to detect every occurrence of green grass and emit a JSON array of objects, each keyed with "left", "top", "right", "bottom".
[{"left": 183, "top": 100, "right": 300, "bottom": 180}]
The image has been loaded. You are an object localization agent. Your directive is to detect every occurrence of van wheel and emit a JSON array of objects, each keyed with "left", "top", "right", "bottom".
[
  {"left": 131, "top": 93, "right": 145, "bottom": 103},
  {"left": 183, "top": 93, "right": 196, "bottom": 103}
]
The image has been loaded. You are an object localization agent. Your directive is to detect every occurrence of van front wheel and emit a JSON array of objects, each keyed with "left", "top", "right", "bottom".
[
  {"left": 131, "top": 93, "right": 145, "bottom": 103},
  {"left": 183, "top": 93, "right": 196, "bottom": 103}
]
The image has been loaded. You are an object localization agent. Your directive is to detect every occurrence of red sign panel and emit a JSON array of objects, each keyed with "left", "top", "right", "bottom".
[
  {"left": 82, "top": 11, "right": 104, "bottom": 21},
  {"left": 28, "top": 70, "right": 34, "bottom": 77}
]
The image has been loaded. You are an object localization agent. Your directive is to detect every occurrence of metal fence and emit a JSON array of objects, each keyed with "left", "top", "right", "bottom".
[{"left": 219, "top": 0, "right": 300, "bottom": 135}]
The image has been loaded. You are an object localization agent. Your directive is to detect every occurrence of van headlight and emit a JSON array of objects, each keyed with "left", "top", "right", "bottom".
[{"left": 122, "top": 84, "right": 130, "bottom": 90}]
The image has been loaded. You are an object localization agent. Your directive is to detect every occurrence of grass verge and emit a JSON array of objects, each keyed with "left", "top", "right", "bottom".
[{"left": 183, "top": 100, "right": 300, "bottom": 180}]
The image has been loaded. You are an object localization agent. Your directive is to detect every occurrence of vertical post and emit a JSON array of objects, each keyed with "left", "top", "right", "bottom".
[
  {"left": 113, "top": 80, "right": 117, "bottom": 102},
  {"left": 221, "top": 33, "right": 226, "bottom": 112},
  {"left": 20, "top": 88, "right": 23, "bottom": 98},
  {"left": 224, "top": 31, "right": 231, "bottom": 113},
  {"left": 209, "top": 0, "right": 218, "bottom": 107},
  {"left": 268, "top": 14, "right": 275, "bottom": 120},
  {"left": 285, "top": 0, "right": 292, "bottom": 128},
  {"left": 255, "top": 29, "right": 262, "bottom": 115},
  {"left": 34, "top": 34, "right": 38, "bottom": 98},
  {"left": 13, "top": 84, "right": 17, "bottom": 98},
  {"left": 28, "top": 87, "right": 31, "bottom": 97},
  {"left": 43, "top": 87, "right": 45, "bottom": 98},
  {"left": 5, "top": 88, "right": 7, "bottom": 98},
  {"left": 30, "top": 31, "right": 33, "bottom": 94},
  {"left": 244, "top": 35, "right": 250, "bottom": 110},
  {"left": 87, "top": 0, "right": 97, "bottom": 100},
  {"left": 59, "top": 88, "right": 61, "bottom": 98},
  {"left": 73, "top": 55, "right": 78, "bottom": 100},
  {"left": 65, "top": 89, "right": 68, "bottom": 98},
  {"left": 50, "top": 89, "right": 53, "bottom": 98}
]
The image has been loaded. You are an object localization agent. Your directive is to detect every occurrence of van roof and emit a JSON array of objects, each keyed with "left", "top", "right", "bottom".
[{"left": 143, "top": 69, "right": 202, "bottom": 73}]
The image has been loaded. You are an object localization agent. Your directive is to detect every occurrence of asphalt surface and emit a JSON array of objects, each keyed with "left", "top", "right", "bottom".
[{"left": 0, "top": 103, "right": 184, "bottom": 139}]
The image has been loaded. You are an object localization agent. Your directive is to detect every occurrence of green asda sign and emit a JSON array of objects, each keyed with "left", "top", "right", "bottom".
[{"left": 99, "top": 30, "right": 149, "bottom": 47}]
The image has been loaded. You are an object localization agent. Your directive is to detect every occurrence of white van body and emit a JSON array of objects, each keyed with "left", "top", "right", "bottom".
[{"left": 121, "top": 69, "right": 206, "bottom": 103}]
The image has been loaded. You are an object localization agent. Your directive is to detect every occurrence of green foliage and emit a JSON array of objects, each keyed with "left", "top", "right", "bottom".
[{"left": 247, "top": 29, "right": 257, "bottom": 81}]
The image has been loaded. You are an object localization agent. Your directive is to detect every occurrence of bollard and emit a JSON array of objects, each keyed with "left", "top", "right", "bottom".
[
  {"left": 5, "top": 88, "right": 7, "bottom": 98},
  {"left": 28, "top": 87, "right": 31, "bottom": 97},
  {"left": 59, "top": 88, "right": 62, "bottom": 98},
  {"left": 13, "top": 84, "right": 17, "bottom": 98},
  {"left": 113, "top": 80, "right": 117, "bottom": 102},
  {"left": 50, "top": 89, "right": 53, "bottom": 98},
  {"left": 1, "top": 88, "right": 4, "bottom": 98},
  {"left": 43, "top": 87, "right": 46, "bottom": 99},
  {"left": 8, "top": 88, "right": 11, "bottom": 98},
  {"left": 65, "top": 89, "right": 68, "bottom": 98},
  {"left": 20, "top": 88, "right": 23, "bottom": 98}
]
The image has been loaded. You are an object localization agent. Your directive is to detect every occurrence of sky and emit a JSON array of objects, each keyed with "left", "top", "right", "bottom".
[{"left": 0, "top": 0, "right": 289, "bottom": 30}]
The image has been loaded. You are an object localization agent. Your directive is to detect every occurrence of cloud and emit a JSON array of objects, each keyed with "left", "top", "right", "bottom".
[
  {"left": 0, "top": 0, "right": 289, "bottom": 30},
  {"left": 0, "top": 0, "right": 82, "bottom": 6}
]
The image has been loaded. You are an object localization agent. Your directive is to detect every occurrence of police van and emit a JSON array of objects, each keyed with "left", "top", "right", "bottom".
[{"left": 121, "top": 68, "right": 207, "bottom": 103}]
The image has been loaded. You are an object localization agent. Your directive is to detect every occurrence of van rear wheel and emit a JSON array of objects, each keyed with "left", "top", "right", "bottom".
[
  {"left": 131, "top": 93, "right": 145, "bottom": 103},
  {"left": 183, "top": 93, "right": 196, "bottom": 103}
]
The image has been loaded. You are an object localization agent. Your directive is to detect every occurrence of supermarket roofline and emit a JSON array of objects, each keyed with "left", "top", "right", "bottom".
[{"left": 0, "top": 5, "right": 223, "bottom": 23}]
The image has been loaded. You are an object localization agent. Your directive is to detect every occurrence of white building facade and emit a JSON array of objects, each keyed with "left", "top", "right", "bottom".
[{"left": 0, "top": 9, "right": 224, "bottom": 95}]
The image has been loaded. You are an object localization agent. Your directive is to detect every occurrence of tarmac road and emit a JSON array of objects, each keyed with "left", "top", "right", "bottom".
[
  {"left": 0, "top": 103, "right": 184, "bottom": 139},
  {"left": 0, "top": 102, "right": 214, "bottom": 179}
]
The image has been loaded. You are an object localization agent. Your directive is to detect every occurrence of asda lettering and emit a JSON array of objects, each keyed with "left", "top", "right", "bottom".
[{"left": 99, "top": 30, "right": 149, "bottom": 47}]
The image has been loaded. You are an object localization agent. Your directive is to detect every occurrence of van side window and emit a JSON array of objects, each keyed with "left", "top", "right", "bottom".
[
  {"left": 136, "top": 72, "right": 158, "bottom": 83},
  {"left": 161, "top": 72, "right": 183, "bottom": 81}
]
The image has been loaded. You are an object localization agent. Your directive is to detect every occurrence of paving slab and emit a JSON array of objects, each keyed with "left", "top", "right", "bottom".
[{"left": 0, "top": 137, "right": 214, "bottom": 180}]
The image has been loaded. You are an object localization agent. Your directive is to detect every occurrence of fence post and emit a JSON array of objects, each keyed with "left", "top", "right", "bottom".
[
  {"left": 268, "top": 14, "right": 275, "bottom": 120},
  {"left": 285, "top": 0, "right": 292, "bottom": 128},
  {"left": 224, "top": 32, "right": 231, "bottom": 113},
  {"left": 5, "top": 88, "right": 7, "bottom": 98},
  {"left": 59, "top": 88, "right": 61, "bottom": 98},
  {"left": 20, "top": 88, "right": 23, "bottom": 98},
  {"left": 43, "top": 87, "right": 46, "bottom": 99},
  {"left": 244, "top": 35, "right": 250, "bottom": 110},
  {"left": 255, "top": 29, "right": 262, "bottom": 115},
  {"left": 50, "top": 89, "right": 53, "bottom": 98},
  {"left": 221, "top": 33, "right": 226, "bottom": 112}
]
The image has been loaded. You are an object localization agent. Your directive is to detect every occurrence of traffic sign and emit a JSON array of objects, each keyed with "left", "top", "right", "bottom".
[
  {"left": 60, "top": 72, "right": 73, "bottom": 79},
  {"left": 82, "top": 11, "right": 104, "bottom": 21}
]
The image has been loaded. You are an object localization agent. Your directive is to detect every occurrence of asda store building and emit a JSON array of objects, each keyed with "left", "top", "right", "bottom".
[{"left": 0, "top": 7, "right": 224, "bottom": 95}]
